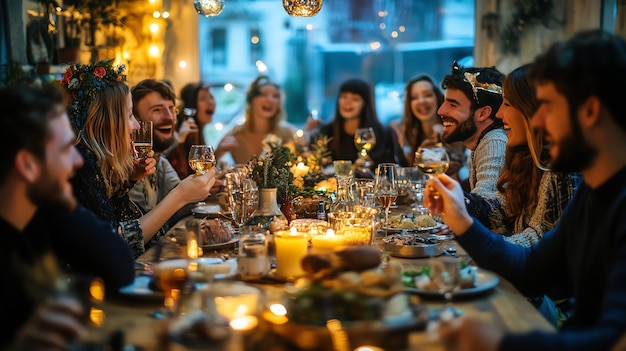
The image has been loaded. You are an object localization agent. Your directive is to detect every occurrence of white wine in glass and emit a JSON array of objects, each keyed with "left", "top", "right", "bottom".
[
  {"left": 354, "top": 127, "right": 376, "bottom": 177},
  {"left": 188, "top": 145, "right": 216, "bottom": 175},
  {"left": 415, "top": 143, "right": 450, "bottom": 199}
]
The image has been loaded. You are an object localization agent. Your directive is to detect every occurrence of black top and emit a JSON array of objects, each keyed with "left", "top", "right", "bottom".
[
  {"left": 458, "top": 166, "right": 626, "bottom": 350},
  {"left": 0, "top": 205, "right": 135, "bottom": 348},
  {"left": 317, "top": 123, "right": 408, "bottom": 167}
]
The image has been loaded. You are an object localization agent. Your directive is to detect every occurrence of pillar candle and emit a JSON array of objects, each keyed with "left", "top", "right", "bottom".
[
  {"left": 311, "top": 228, "right": 344, "bottom": 254},
  {"left": 274, "top": 228, "right": 308, "bottom": 278}
]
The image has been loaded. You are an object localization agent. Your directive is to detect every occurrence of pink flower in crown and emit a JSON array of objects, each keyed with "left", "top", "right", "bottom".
[
  {"left": 93, "top": 67, "right": 107, "bottom": 79},
  {"left": 61, "top": 69, "right": 73, "bottom": 84}
]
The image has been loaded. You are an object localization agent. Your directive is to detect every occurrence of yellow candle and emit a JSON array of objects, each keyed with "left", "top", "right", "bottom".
[
  {"left": 274, "top": 228, "right": 308, "bottom": 278},
  {"left": 311, "top": 228, "right": 345, "bottom": 254}
]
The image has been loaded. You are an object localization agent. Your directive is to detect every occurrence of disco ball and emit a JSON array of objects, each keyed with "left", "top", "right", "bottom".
[
  {"left": 282, "top": 0, "right": 323, "bottom": 17},
  {"left": 194, "top": 0, "right": 225, "bottom": 17}
]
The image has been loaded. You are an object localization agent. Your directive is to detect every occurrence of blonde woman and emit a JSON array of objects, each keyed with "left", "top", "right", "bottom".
[
  {"left": 217, "top": 75, "right": 296, "bottom": 165},
  {"left": 62, "top": 60, "right": 216, "bottom": 258}
]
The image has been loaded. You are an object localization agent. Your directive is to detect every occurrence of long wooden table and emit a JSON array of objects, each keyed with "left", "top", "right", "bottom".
[{"left": 103, "top": 216, "right": 555, "bottom": 350}]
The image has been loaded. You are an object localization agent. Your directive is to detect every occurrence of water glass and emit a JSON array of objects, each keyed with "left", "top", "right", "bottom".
[
  {"left": 237, "top": 226, "right": 270, "bottom": 281},
  {"left": 333, "top": 160, "right": 353, "bottom": 177},
  {"left": 353, "top": 178, "right": 375, "bottom": 207}
]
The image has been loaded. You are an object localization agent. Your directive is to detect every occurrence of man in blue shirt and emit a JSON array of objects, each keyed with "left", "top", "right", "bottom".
[{"left": 425, "top": 29, "right": 626, "bottom": 350}]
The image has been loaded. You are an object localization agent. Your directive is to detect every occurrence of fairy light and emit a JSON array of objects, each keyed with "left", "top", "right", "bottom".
[
  {"left": 178, "top": 60, "right": 188, "bottom": 68},
  {"left": 153, "top": 11, "right": 161, "bottom": 18},
  {"left": 149, "top": 45, "right": 160, "bottom": 57}
]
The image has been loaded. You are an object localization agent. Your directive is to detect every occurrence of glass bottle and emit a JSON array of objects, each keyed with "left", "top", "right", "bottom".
[{"left": 332, "top": 175, "right": 355, "bottom": 212}]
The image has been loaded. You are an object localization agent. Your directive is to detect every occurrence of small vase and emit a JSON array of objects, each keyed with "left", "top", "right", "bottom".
[{"left": 244, "top": 188, "right": 288, "bottom": 232}]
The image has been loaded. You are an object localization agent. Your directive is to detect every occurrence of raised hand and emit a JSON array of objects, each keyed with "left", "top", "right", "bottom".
[
  {"left": 12, "top": 296, "right": 86, "bottom": 351},
  {"left": 131, "top": 150, "right": 157, "bottom": 182}
]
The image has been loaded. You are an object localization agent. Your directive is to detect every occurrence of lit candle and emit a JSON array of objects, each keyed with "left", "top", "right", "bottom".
[
  {"left": 292, "top": 162, "right": 310, "bottom": 178},
  {"left": 274, "top": 228, "right": 308, "bottom": 278},
  {"left": 311, "top": 228, "right": 345, "bottom": 254},
  {"left": 229, "top": 315, "right": 259, "bottom": 332}
]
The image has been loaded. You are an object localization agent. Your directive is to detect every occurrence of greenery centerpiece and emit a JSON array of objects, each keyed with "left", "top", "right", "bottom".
[{"left": 245, "top": 135, "right": 296, "bottom": 227}]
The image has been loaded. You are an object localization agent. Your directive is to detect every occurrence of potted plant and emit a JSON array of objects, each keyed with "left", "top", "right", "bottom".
[{"left": 246, "top": 135, "right": 296, "bottom": 228}]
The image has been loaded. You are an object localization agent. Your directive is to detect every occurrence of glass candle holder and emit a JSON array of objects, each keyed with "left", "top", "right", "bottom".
[{"left": 327, "top": 207, "right": 377, "bottom": 245}]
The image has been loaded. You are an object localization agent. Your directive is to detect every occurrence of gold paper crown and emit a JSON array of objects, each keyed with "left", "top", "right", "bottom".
[{"left": 463, "top": 71, "right": 503, "bottom": 103}]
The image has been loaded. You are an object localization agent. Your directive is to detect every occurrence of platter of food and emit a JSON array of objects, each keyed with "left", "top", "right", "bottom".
[
  {"left": 401, "top": 265, "right": 499, "bottom": 297},
  {"left": 382, "top": 213, "right": 442, "bottom": 232}
]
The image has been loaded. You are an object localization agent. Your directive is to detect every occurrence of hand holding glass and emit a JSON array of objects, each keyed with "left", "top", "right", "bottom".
[
  {"left": 414, "top": 144, "right": 450, "bottom": 199},
  {"left": 188, "top": 145, "right": 216, "bottom": 175}
]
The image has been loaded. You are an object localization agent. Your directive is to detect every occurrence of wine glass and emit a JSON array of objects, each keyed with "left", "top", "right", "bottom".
[
  {"left": 374, "top": 163, "right": 398, "bottom": 236},
  {"left": 354, "top": 127, "right": 376, "bottom": 176},
  {"left": 188, "top": 145, "right": 216, "bottom": 176},
  {"left": 131, "top": 121, "right": 153, "bottom": 161},
  {"left": 401, "top": 167, "right": 428, "bottom": 214},
  {"left": 414, "top": 143, "right": 450, "bottom": 199},
  {"left": 153, "top": 259, "right": 190, "bottom": 318},
  {"left": 430, "top": 255, "right": 462, "bottom": 320}
]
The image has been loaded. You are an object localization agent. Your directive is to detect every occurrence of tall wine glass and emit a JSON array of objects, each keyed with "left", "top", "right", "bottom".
[
  {"left": 414, "top": 143, "right": 450, "bottom": 199},
  {"left": 131, "top": 121, "right": 153, "bottom": 161},
  {"left": 354, "top": 127, "right": 376, "bottom": 177},
  {"left": 188, "top": 145, "right": 216, "bottom": 206},
  {"left": 374, "top": 163, "right": 398, "bottom": 236}
]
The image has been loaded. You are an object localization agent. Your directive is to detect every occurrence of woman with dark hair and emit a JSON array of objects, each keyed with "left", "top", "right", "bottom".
[
  {"left": 317, "top": 78, "right": 407, "bottom": 171},
  {"left": 217, "top": 75, "right": 296, "bottom": 165},
  {"left": 167, "top": 82, "right": 217, "bottom": 178}
]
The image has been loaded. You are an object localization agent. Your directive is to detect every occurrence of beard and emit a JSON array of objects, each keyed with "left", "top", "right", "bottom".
[
  {"left": 153, "top": 134, "right": 175, "bottom": 153},
  {"left": 550, "top": 113, "right": 596, "bottom": 173},
  {"left": 27, "top": 170, "right": 77, "bottom": 212},
  {"left": 443, "top": 114, "right": 478, "bottom": 144}
]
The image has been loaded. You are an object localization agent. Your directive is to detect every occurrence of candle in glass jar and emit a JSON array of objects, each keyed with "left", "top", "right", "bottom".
[
  {"left": 311, "top": 228, "right": 344, "bottom": 254},
  {"left": 274, "top": 228, "right": 308, "bottom": 278}
]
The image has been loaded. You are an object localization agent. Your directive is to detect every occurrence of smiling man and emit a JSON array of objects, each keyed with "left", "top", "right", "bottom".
[
  {"left": 438, "top": 64, "right": 507, "bottom": 200},
  {"left": 129, "top": 79, "right": 189, "bottom": 226}
]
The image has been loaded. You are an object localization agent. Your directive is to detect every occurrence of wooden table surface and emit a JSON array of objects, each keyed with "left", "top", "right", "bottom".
[{"left": 103, "top": 215, "right": 555, "bottom": 351}]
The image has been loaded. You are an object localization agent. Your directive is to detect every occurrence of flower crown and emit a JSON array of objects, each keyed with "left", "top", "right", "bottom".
[{"left": 59, "top": 59, "right": 127, "bottom": 132}]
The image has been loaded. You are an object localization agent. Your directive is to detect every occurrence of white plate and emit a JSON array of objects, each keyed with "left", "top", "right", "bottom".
[
  {"left": 117, "top": 275, "right": 164, "bottom": 302},
  {"left": 117, "top": 259, "right": 238, "bottom": 301},
  {"left": 404, "top": 267, "right": 499, "bottom": 297},
  {"left": 383, "top": 222, "right": 443, "bottom": 233},
  {"left": 191, "top": 204, "right": 228, "bottom": 218}
]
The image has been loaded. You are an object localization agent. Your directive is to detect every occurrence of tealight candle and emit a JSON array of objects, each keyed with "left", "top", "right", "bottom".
[
  {"left": 311, "top": 228, "right": 345, "bottom": 254},
  {"left": 274, "top": 227, "right": 308, "bottom": 278},
  {"left": 229, "top": 315, "right": 259, "bottom": 332},
  {"left": 292, "top": 162, "right": 310, "bottom": 178}
]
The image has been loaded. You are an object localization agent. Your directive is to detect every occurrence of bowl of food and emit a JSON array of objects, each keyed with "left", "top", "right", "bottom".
[{"left": 382, "top": 233, "right": 445, "bottom": 258}]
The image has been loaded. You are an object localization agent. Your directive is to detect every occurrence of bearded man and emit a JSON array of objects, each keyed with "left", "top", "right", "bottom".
[{"left": 438, "top": 64, "right": 507, "bottom": 200}]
